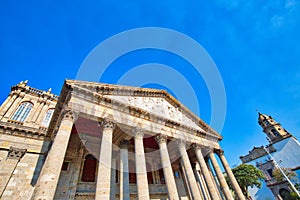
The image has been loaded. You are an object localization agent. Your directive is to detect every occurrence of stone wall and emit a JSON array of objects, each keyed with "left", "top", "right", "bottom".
[{"left": 0, "top": 134, "right": 50, "bottom": 200}]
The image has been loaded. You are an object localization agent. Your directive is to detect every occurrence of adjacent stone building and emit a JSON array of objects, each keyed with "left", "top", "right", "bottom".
[
  {"left": 0, "top": 80, "right": 245, "bottom": 200},
  {"left": 240, "top": 113, "right": 300, "bottom": 200}
]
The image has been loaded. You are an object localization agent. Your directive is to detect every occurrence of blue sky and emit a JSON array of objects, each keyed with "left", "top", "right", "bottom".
[{"left": 0, "top": 0, "right": 300, "bottom": 166}]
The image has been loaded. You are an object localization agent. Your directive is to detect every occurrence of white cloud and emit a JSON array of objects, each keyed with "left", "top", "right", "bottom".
[
  {"left": 285, "top": 0, "right": 298, "bottom": 8},
  {"left": 271, "top": 15, "right": 285, "bottom": 28}
]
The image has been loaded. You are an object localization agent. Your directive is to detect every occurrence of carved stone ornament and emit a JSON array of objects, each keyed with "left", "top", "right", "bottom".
[
  {"left": 108, "top": 96, "right": 203, "bottom": 131},
  {"left": 132, "top": 127, "right": 144, "bottom": 138},
  {"left": 119, "top": 140, "right": 130, "bottom": 149},
  {"left": 155, "top": 134, "right": 168, "bottom": 144},
  {"left": 7, "top": 146, "right": 27, "bottom": 160},
  {"left": 101, "top": 118, "right": 115, "bottom": 129},
  {"left": 215, "top": 149, "right": 224, "bottom": 156},
  {"left": 62, "top": 109, "right": 78, "bottom": 122}
]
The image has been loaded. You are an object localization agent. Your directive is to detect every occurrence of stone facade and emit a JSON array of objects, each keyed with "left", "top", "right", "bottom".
[
  {"left": 0, "top": 80, "right": 245, "bottom": 200},
  {"left": 0, "top": 81, "right": 57, "bottom": 200}
]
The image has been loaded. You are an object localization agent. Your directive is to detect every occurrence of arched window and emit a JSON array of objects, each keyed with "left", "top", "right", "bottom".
[
  {"left": 41, "top": 109, "right": 54, "bottom": 127},
  {"left": 264, "top": 120, "right": 270, "bottom": 126},
  {"left": 11, "top": 102, "right": 33, "bottom": 122},
  {"left": 81, "top": 154, "right": 97, "bottom": 182},
  {"left": 271, "top": 129, "right": 280, "bottom": 137}
]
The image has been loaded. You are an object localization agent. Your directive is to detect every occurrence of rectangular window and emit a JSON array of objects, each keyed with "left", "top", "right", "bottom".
[
  {"left": 61, "top": 161, "right": 70, "bottom": 171},
  {"left": 267, "top": 169, "right": 273, "bottom": 177}
]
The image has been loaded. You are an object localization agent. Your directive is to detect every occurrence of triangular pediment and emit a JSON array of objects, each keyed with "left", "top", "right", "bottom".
[
  {"left": 108, "top": 95, "right": 201, "bottom": 131},
  {"left": 65, "top": 79, "right": 221, "bottom": 139}
]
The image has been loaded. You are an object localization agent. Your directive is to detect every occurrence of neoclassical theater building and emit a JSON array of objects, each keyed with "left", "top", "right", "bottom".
[{"left": 0, "top": 80, "right": 245, "bottom": 200}]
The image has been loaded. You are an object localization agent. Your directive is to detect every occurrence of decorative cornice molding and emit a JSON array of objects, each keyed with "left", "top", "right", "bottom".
[
  {"left": 11, "top": 82, "right": 58, "bottom": 101},
  {"left": 0, "top": 121, "right": 47, "bottom": 139}
]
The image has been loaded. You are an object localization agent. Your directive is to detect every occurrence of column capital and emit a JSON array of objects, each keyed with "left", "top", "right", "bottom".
[
  {"left": 119, "top": 139, "right": 130, "bottom": 149},
  {"left": 192, "top": 143, "right": 204, "bottom": 150},
  {"left": 208, "top": 149, "right": 215, "bottom": 157},
  {"left": 155, "top": 134, "right": 168, "bottom": 144},
  {"left": 101, "top": 118, "right": 116, "bottom": 129},
  {"left": 7, "top": 146, "right": 27, "bottom": 161},
  {"left": 132, "top": 127, "right": 144, "bottom": 138},
  {"left": 176, "top": 139, "right": 187, "bottom": 148},
  {"left": 61, "top": 109, "right": 78, "bottom": 122},
  {"left": 215, "top": 149, "right": 224, "bottom": 156}
]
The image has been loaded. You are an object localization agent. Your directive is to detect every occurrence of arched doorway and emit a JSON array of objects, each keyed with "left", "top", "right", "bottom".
[
  {"left": 279, "top": 188, "right": 291, "bottom": 200},
  {"left": 81, "top": 154, "right": 97, "bottom": 182}
]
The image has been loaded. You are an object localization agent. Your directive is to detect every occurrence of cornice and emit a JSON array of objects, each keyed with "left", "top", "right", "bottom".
[
  {"left": 0, "top": 121, "right": 48, "bottom": 140},
  {"left": 11, "top": 82, "right": 59, "bottom": 101}
]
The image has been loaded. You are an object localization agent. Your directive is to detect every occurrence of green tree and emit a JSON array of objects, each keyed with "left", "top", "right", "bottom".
[
  {"left": 229, "top": 164, "right": 265, "bottom": 199},
  {"left": 272, "top": 168, "right": 298, "bottom": 182}
]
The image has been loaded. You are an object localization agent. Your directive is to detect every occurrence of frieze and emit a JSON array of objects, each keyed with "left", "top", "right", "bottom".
[{"left": 108, "top": 96, "right": 203, "bottom": 131}]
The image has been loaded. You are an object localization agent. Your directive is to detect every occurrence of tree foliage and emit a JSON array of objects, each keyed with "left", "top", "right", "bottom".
[
  {"left": 272, "top": 168, "right": 298, "bottom": 182},
  {"left": 230, "top": 164, "right": 265, "bottom": 198}
]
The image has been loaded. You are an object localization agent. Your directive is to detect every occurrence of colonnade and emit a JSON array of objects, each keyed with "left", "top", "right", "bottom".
[{"left": 31, "top": 114, "right": 245, "bottom": 200}]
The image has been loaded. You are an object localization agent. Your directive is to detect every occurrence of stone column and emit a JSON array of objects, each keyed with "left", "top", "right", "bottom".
[
  {"left": 30, "top": 99, "right": 44, "bottom": 123},
  {"left": 0, "top": 92, "right": 20, "bottom": 120},
  {"left": 95, "top": 118, "right": 115, "bottom": 200},
  {"left": 3, "top": 92, "right": 24, "bottom": 120},
  {"left": 156, "top": 135, "right": 179, "bottom": 200},
  {"left": 208, "top": 151, "right": 233, "bottom": 200},
  {"left": 110, "top": 155, "right": 117, "bottom": 200},
  {"left": 119, "top": 140, "right": 130, "bottom": 200},
  {"left": 217, "top": 150, "right": 245, "bottom": 200},
  {"left": 194, "top": 145, "right": 221, "bottom": 200},
  {"left": 31, "top": 109, "right": 77, "bottom": 200},
  {"left": 133, "top": 127, "right": 150, "bottom": 200},
  {"left": 177, "top": 139, "right": 202, "bottom": 200},
  {"left": 205, "top": 158, "right": 223, "bottom": 199}
]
